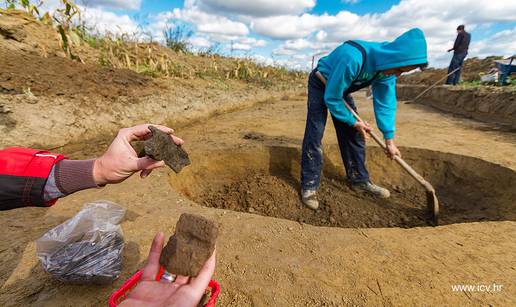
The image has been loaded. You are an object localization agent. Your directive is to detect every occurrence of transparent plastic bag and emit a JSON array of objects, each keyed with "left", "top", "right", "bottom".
[{"left": 36, "top": 200, "right": 126, "bottom": 285}]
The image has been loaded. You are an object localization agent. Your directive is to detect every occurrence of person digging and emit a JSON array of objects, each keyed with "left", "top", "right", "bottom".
[{"left": 301, "top": 28, "right": 428, "bottom": 210}]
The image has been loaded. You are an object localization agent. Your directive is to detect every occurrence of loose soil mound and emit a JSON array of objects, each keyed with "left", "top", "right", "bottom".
[
  {"left": 0, "top": 10, "right": 158, "bottom": 99},
  {"left": 0, "top": 50, "right": 159, "bottom": 99},
  {"left": 398, "top": 56, "right": 503, "bottom": 85},
  {"left": 0, "top": 9, "right": 98, "bottom": 62},
  {"left": 0, "top": 10, "right": 64, "bottom": 57},
  {"left": 170, "top": 145, "right": 516, "bottom": 228},
  {"left": 200, "top": 173, "right": 427, "bottom": 228}
]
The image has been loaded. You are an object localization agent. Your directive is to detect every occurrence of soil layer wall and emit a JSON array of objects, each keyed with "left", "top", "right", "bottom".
[{"left": 396, "top": 84, "right": 516, "bottom": 129}]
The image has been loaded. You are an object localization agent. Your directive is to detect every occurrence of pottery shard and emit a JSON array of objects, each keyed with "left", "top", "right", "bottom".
[
  {"left": 159, "top": 213, "right": 218, "bottom": 277},
  {"left": 143, "top": 125, "right": 190, "bottom": 173}
]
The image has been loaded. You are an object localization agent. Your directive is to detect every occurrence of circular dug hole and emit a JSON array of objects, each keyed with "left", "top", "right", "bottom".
[{"left": 169, "top": 145, "right": 516, "bottom": 228}]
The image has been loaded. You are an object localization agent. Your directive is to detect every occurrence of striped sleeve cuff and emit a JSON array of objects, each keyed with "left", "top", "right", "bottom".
[{"left": 54, "top": 159, "right": 99, "bottom": 196}]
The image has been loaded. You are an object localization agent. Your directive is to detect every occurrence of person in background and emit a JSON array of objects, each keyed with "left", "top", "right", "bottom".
[
  {"left": 445, "top": 24, "right": 471, "bottom": 85},
  {"left": 0, "top": 124, "right": 215, "bottom": 307}
]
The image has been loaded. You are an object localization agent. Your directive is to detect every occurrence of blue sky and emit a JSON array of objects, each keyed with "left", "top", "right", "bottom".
[
  {"left": 64, "top": 0, "right": 516, "bottom": 69},
  {"left": 312, "top": 0, "right": 399, "bottom": 15}
]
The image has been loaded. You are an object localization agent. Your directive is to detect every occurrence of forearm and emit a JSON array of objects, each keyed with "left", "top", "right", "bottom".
[
  {"left": 372, "top": 76, "right": 397, "bottom": 139},
  {"left": 374, "top": 112, "right": 395, "bottom": 140},
  {"left": 43, "top": 159, "right": 99, "bottom": 202}
]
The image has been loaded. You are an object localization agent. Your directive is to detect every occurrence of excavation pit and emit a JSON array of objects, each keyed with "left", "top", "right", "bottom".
[{"left": 169, "top": 145, "right": 516, "bottom": 228}]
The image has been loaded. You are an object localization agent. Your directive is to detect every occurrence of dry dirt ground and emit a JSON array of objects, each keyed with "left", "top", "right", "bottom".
[{"left": 0, "top": 91, "right": 514, "bottom": 306}]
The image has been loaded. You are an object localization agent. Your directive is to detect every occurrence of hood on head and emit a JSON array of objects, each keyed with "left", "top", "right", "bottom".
[{"left": 373, "top": 28, "right": 428, "bottom": 71}]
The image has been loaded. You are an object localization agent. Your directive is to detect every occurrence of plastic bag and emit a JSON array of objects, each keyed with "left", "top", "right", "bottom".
[{"left": 36, "top": 200, "right": 126, "bottom": 285}]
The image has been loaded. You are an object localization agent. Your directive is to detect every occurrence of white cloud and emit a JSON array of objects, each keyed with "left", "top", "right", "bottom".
[
  {"left": 197, "top": 21, "right": 248, "bottom": 36},
  {"left": 189, "top": 36, "right": 212, "bottom": 48},
  {"left": 292, "top": 53, "right": 311, "bottom": 61},
  {"left": 239, "top": 37, "right": 268, "bottom": 47},
  {"left": 272, "top": 47, "right": 297, "bottom": 56},
  {"left": 167, "top": 7, "right": 249, "bottom": 36},
  {"left": 81, "top": 7, "right": 139, "bottom": 35},
  {"left": 315, "top": 30, "right": 327, "bottom": 41},
  {"left": 150, "top": 6, "right": 269, "bottom": 54},
  {"left": 273, "top": 57, "right": 308, "bottom": 70},
  {"left": 197, "top": 0, "right": 315, "bottom": 17},
  {"left": 255, "top": 39, "right": 267, "bottom": 47},
  {"left": 251, "top": 11, "right": 359, "bottom": 40},
  {"left": 469, "top": 26, "right": 516, "bottom": 59},
  {"left": 78, "top": 0, "right": 141, "bottom": 10},
  {"left": 38, "top": 1, "right": 140, "bottom": 36},
  {"left": 252, "top": 54, "right": 275, "bottom": 66},
  {"left": 189, "top": 35, "right": 268, "bottom": 53},
  {"left": 284, "top": 38, "right": 313, "bottom": 50},
  {"left": 381, "top": 0, "right": 516, "bottom": 25},
  {"left": 232, "top": 43, "right": 252, "bottom": 50}
]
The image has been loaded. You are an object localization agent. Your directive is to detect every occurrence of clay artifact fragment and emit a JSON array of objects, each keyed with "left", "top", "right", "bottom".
[
  {"left": 143, "top": 125, "right": 191, "bottom": 173},
  {"left": 159, "top": 213, "right": 218, "bottom": 277}
]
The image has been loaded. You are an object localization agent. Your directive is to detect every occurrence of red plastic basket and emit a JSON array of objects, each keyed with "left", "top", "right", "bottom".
[{"left": 109, "top": 266, "right": 220, "bottom": 307}]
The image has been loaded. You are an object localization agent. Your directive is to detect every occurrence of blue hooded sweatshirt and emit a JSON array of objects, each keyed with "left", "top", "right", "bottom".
[{"left": 316, "top": 28, "right": 428, "bottom": 139}]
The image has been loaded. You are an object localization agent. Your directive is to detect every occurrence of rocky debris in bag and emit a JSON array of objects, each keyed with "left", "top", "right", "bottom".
[
  {"left": 160, "top": 213, "right": 218, "bottom": 277},
  {"left": 39, "top": 231, "right": 124, "bottom": 285},
  {"left": 142, "top": 125, "right": 191, "bottom": 173},
  {"left": 36, "top": 201, "right": 126, "bottom": 285}
]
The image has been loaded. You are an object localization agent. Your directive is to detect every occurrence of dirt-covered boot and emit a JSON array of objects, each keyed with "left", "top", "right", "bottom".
[
  {"left": 352, "top": 181, "right": 390, "bottom": 198},
  {"left": 301, "top": 189, "right": 319, "bottom": 210}
]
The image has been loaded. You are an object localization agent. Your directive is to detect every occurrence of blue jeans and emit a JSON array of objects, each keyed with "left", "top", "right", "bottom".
[
  {"left": 301, "top": 70, "right": 370, "bottom": 191},
  {"left": 446, "top": 52, "right": 467, "bottom": 85}
]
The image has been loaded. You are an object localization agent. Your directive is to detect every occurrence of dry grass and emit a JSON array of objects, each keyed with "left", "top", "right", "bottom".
[{"left": 84, "top": 33, "right": 304, "bottom": 86}]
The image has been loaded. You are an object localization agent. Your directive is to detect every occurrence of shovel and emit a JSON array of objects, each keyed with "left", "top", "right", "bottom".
[
  {"left": 315, "top": 71, "right": 439, "bottom": 225},
  {"left": 405, "top": 66, "right": 461, "bottom": 104}
]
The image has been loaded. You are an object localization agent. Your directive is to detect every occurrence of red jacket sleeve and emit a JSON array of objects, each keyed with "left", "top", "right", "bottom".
[{"left": 0, "top": 147, "right": 65, "bottom": 210}]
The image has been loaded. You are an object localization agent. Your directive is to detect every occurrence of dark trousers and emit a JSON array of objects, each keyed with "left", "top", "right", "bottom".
[
  {"left": 301, "top": 70, "right": 369, "bottom": 190},
  {"left": 446, "top": 52, "right": 467, "bottom": 85}
]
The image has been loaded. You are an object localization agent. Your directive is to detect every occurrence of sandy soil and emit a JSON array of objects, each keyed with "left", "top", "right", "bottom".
[
  {"left": 1, "top": 91, "right": 514, "bottom": 306},
  {"left": 0, "top": 76, "right": 303, "bottom": 149}
]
